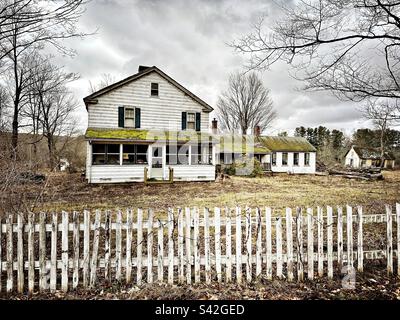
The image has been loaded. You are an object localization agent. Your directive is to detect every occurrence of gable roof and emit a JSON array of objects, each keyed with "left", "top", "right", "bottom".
[
  {"left": 258, "top": 136, "right": 317, "bottom": 152},
  {"left": 83, "top": 66, "right": 214, "bottom": 112},
  {"left": 348, "top": 146, "right": 395, "bottom": 160}
]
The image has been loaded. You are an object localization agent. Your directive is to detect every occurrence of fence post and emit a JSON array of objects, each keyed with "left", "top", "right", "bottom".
[
  {"left": 327, "top": 206, "right": 333, "bottom": 279},
  {"left": 89, "top": 210, "right": 101, "bottom": 289},
  {"left": 265, "top": 207, "right": 272, "bottom": 280},
  {"left": 214, "top": 207, "right": 222, "bottom": 283},
  {"left": 307, "top": 208, "right": 314, "bottom": 280},
  {"left": 397, "top": 203, "right": 400, "bottom": 278},
  {"left": 104, "top": 210, "right": 111, "bottom": 281},
  {"left": 115, "top": 209, "right": 122, "bottom": 281},
  {"left": 0, "top": 215, "right": 2, "bottom": 293},
  {"left": 72, "top": 211, "right": 80, "bottom": 290},
  {"left": 256, "top": 207, "right": 262, "bottom": 278},
  {"left": 286, "top": 208, "right": 294, "bottom": 281},
  {"left": 126, "top": 209, "right": 133, "bottom": 283},
  {"left": 83, "top": 210, "right": 90, "bottom": 288},
  {"left": 148, "top": 208, "right": 154, "bottom": 284},
  {"left": 276, "top": 216, "right": 283, "bottom": 279},
  {"left": 225, "top": 207, "right": 232, "bottom": 283},
  {"left": 245, "top": 207, "right": 252, "bottom": 283},
  {"left": 386, "top": 205, "right": 393, "bottom": 275},
  {"left": 50, "top": 212, "right": 58, "bottom": 292},
  {"left": 6, "top": 214, "right": 13, "bottom": 293},
  {"left": 185, "top": 207, "right": 191, "bottom": 284},
  {"left": 204, "top": 208, "right": 211, "bottom": 284},
  {"left": 17, "top": 213, "right": 24, "bottom": 293},
  {"left": 39, "top": 212, "right": 46, "bottom": 291},
  {"left": 317, "top": 206, "right": 324, "bottom": 277},
  {"left": 28, "top": 212, "right": 35, "bottom": 293},
  {"left": 235, "top": 206, "right": 242, "bottom": 284},
  {"left": 177, "top": 208, "right": 184, "bottom": 284},
  {"left": 193, "top": 207, "right": 200, "bottom": 283},
  {"left": 168, "top": 208, "right": 174, "bottom": 284},
  {"left": 346, "top": 205, "right": 353, "bottom": 273},
  {"left": 157, "top": 218, "right": 164, "bottom": 283},
  {"left": 61, "top": 211, "right": 69, "bottom": 292},
  {"left": 137, "top": 208, "right": 143, "bottom": 285},
  {"left": 296, "top": 207, "right": 304, "bottom": 282},
  {"left": 337, "top": 206, "right": 343, "bottom": 272},
  {"left": 357, "top": 206, "right": 363, "bottom": 273}
]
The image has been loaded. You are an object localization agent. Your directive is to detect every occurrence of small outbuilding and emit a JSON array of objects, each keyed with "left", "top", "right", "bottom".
[{"left": 345, "top": 145, "right": 395, "bottom": 169}]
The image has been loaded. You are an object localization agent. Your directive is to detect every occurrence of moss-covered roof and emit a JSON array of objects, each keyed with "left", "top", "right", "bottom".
[
  {"left": 258, "top": 136, "right": 316, "bottom": 152},
  {"left": 352, "top": 146, "right": 395, "bottom": 160},
  {"left": 85, "top": 128, "right": 218, "bottom": 143},
  {"left": 219, "top": 136, "right": 270, "bottom": 154}
]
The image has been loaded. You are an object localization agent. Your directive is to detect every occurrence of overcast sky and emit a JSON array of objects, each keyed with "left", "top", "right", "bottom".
[{"left": 56, "top": 0, "right": 373, "bottom": 136}]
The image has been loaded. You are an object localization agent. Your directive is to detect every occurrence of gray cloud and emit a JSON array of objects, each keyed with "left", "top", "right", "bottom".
[{"left": 55, "top": 0, "right": 367, "bottom": 135}]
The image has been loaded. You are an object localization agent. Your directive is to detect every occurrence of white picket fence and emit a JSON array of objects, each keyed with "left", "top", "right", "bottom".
[{"left": 0, "top": 204, "right": 399, "bottom": 293}]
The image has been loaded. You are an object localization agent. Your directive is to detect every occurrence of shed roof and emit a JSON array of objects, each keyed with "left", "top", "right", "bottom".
[
  {"left": 258, "top": 136, "right": 317, "bottom": 152},
  {"left": 350, "top": 146, "right": 395, "bottom": 160}
]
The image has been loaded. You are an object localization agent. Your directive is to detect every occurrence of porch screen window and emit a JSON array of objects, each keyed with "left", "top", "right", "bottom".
[
  {"left": 124, "top": 107, "right": 135, "bottom": 128},
  {"left": 294, "top": 153, "right": 299, "bottom": 166},
  {"left": 152, "top": 147, "right": 163, "bottom": 168},
  {"left": 92, "top": 144, "right": 120, "bottom": 165},
  {"left": 271, "top": 152, "right": 277, "bottom": 166},
  {"left": 123, "top": 144, "right": 148, "bottom": 164},
  {"left": 305, "top": 153, "right": 310, "bottom": 166},
  {"left": 151, "top": 83, "right": 159, "bottom": 96},
  {"left": 282, "top": 152, "right": 288, "bottom": 166},
  {"left": 187, "top": 113, "right": 195, "bottom": 130},
  {"left": 166, "top": 144, "right": 189, "bottom": 165},
  {"left": 191, "top": 144, "right": 213, "bottom": 165}
]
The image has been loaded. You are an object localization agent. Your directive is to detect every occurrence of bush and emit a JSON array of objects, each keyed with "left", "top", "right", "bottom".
[{"left": 224, "top": 156, "right": 264, "bottom": 177}]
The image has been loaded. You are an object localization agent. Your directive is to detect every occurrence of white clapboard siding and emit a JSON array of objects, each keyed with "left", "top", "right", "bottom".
[{"left": 1, "top": 204, "right": 399, "bottom": 293}]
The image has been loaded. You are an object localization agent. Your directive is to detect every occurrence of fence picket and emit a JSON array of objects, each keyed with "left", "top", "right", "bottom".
[
  {"left": 276, "top": 216, "right": 283, "bottom": 279},
  {"left": 357, "top": 206, "right": 363, "bottom": 273},
  {"left": 137, "top": 208, "right": 143, "bottom": 285},
  {"left": 214, "top": 207, "right": 222, "bottom": 283},
  {"left": 265, "top": 207, "right": 272, "bottom": 280},
  {"left": 194, "top": 207, "right": 200, "bottom": 283},
  {"left": 28, "top": 212, "right": 35, "bottom": 293},
  {"left": 6, "top": 214, "right": 13, "bottom": 293},
  {"left": 225, "top": 207, "right": 232, "bottom": 283},
  {"left": 236, "top": 206, "right": 242, "bottom": 284},
  {"left": 337, "top": 206, "right": 343, "bottom": 272},
  {"left": 50, "top": 212, "right": 58, "bottom": 292},
  {"left": 317, "top": 207, "right": 324, "bottom": 277},
  {"left": 61, "top": 211, "right": 69, "bottom": 292},
  {"left": 115, "top": 210, "right": 122, "bottom": 281},
  {"left": 347, "top": 205, "right": 353, "bottom": 272},
  {"left": 386, "top": 205, "right": 393, "bottom": 275},
  {"left": 126, "top": 209, "right": 133, "bottom": 283},
  {"left": 296, "top": 207, "right": 304, "bottom": 282},
  {"left": 185, "top": 208, "right": 191, "bottom": 284},
  {"left": 83, "top": 210, "right": 90, "bottom": 288},
  {"left": 286, "top": 208, "right": 294, "bottom": 281},
  {"left": 157, "top": 218, "right": 164, "bottom": 282},
  {"left": 307, "top": 208, "right": 314, "bottom": 280},
  {"left": 245, "top": 207, "right": 252, "bottom": 283},
  {"left": 327, "top": 206, "right": 333, "bottom": 279},
  {"left": 0, "top": 215, "right": 2, "bottom": 293},
  {"left": 168, "top": 208, "right": 174, "bottom": 284},
  {"left": 89, "top": 210, "right": 101, "bottom": 288},
  {"left": 17, "top": 213, "right": 24, "bottom": 293},
  {"left": 177, "top": 208, "right": 184, "bottom": 284},
  {"left": 104, "top": 210, "right": 111, "bottom": 281},
  {"left": 256, "top": 207, "right": 262, "bottom": 278},
  {"left": 148, "top": 208, "right": 154, "bottom": 284},
  {"left": 397, "top": 203, "right": 400, "bottom": 278},
  {"left": 204, "top": 208, "right": 211, "bottom": 284},
  {"left": 72, "top": 211, "right": 80, "bottom": 289},
  {"left": 39, "top": 212, "right": 46, "bottom": 291}
]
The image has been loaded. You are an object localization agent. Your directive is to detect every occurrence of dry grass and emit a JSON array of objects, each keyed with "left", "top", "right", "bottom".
[{"left": 21, "top": 170, "right": 400, "bottom": 216}]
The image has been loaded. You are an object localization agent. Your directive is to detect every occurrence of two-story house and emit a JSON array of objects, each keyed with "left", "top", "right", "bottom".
[{"left": 84, "top": 66, "right": 217, "bottom": 183}]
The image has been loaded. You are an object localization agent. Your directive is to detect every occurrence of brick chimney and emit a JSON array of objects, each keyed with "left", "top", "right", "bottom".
[
  {"left": 212, "top": 118, "right": 218, "bottom": 134},
  {"left": 254, "top": 125, "right": 261, "bottom": 137},
  {"left": 138, "top": 65, "right": 151, "bottom": 73}
]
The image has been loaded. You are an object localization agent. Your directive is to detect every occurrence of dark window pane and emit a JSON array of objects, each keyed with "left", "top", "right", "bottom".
[
  {"left": 108, "top": 144, "right": 120, "bottom": 153},
  {"left": 282, "top": 153, "right": 288, "bottom": 165},
  {"left": 92, "top": 154, "right": 106, "bottom": 164},
  {"left": 123, "top": 144, "right": 135, "bottom": 153},
  {"left": 123, "top": 154, "right": 136, "bottom": 164},
  {"left": 294, "top": 153, "right": 299, "bottom": 165},
  {"left": 151, "top": 83, "right": 159, "bottom": 96},
  {"left": 93, "top": 144, "right": 105, "bottom": 153},
  {"left": 137, "top": 145, "right": 148, "bottom": 153},
  {"left": 153, "top": 147, "right": 162, "bottom": 157},
  {"left": 107, "top": 154, "right": 120, "bottom": 164},
  {"left": 137, "top": 154, "right": 148, "bottom": 164}
]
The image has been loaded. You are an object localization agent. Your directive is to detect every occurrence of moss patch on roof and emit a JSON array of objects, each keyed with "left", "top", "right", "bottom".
[
  {"left": 258, "top": 136, "right": 316, "bottom": 152},
  {"left": 219, "top": 136, "right": 270, "bottom": 154},
  {"left": 85, "top": 128, "right": 217, "bottom": 143},
  {"left": 352, "top": 146, "right": 395, "bottom": 160}
]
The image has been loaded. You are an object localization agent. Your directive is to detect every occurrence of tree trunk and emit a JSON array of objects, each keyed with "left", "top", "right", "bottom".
[{"left": 47, "top": 134, "right": 57, "bottom": 170}]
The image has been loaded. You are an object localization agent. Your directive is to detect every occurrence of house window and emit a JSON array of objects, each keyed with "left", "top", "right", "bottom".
[
  {"left": 294, "top": 153, "right": 299, "bottom": 166},
  {"left": 92, "top": 144, "right": 120, "bottom": 165},
  {"left": 151, "top": 83, "right": 159, "bottom": 96},
  {"left": 124, "top": 107, "right": 135, "bottom": 128},
  {"left": 122, "top": 144, "right": 148, "bottom": 165},
  {"left": 187, "top": 112, "right": 196, "bottom": 130},
  {"left": 305, "top": 153, "right": 310, "bottom": 166},
  {"left": 282, "top": 152, "right": 288, "bottom": 166},
  {"left": 271, "top": 152, "right": 277, "bottom": 166},
  {"left": 191, "top": 144, "right": 213, "bottom": 165},
  {"left": 166, "top": 144, "right": 189, "bottom": 165}
]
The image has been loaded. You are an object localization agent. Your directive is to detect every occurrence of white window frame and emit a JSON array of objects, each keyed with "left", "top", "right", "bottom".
[
  {"left": 124, "top": 106, "right": 135, "bottom": 128},
  {"left": 186, "top": 112, "right": 196, "bottom": 130}
]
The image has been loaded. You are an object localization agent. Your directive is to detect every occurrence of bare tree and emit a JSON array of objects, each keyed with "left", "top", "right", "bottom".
[
  {"left": 217, "top": 72, "right": 276, "bottom": 134},
  {"left": 0, "top": 84, "right": 10, "bottom": 131},
  {"left": 0, "top": 0, "right": 91, "bottom": 154},
  {"left": 361, "top": 99, "right": 400, "bottom": 166},
  {"left": 88, "top": 73, "right": 116, "bottom": 93},
  {"left": 233, "top": 1, "right": 400, "bottom": 102}
]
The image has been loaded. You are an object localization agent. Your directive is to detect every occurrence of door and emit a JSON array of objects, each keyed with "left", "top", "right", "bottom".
[{"left": 150, "top": 146, "right": 163, "bottom": 179}]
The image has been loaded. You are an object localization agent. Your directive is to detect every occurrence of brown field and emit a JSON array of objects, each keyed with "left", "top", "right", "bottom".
[{"left": 25, "top": 170, "right": 400, "bottom": 215}]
